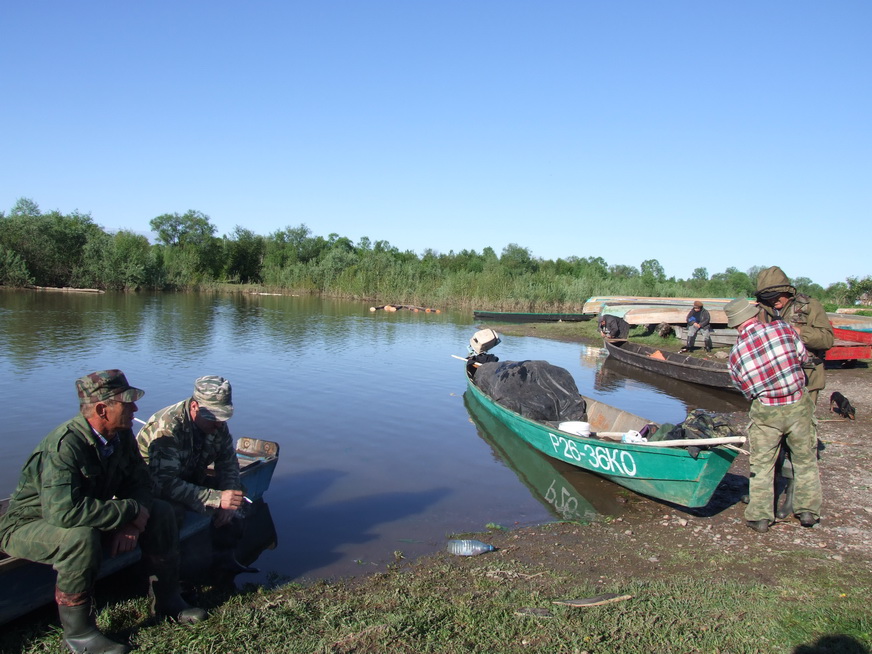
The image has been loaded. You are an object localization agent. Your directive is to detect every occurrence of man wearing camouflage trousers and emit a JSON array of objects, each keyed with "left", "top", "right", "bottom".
[
  {"left": 137, "top": 376, "right": 254, "bottom": 575},
  {"left": 0, "top": 370, "right": 206, "bottom": 654},
  {"left": 755, "top": 265, "right": 834, "bottom": 518},
  {"left": 725, "top": 300, "right": 822, "bottom": 534}
]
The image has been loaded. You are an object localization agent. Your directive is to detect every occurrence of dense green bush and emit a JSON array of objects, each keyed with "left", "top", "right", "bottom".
[{"left": 1, "top": 197, "right": 867, "bottom": 310}]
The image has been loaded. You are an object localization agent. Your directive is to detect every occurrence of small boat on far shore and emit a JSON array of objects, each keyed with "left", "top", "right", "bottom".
[
  {"left": 584, "top": 296, "right": 738, "bottom": 316},
  {"left": 473, "top": 310, "right": 594, "bottom": 323},
  {"left": 606, "top": 305, "right": 729, "bottom": 327},
  {"left": 603, "top": 339, "right": 738, "bottom": 393}
]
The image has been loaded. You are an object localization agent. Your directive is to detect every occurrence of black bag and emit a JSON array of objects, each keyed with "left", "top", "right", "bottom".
[{"left": 474, "top": 360, "right": 587, "bottom": 422}]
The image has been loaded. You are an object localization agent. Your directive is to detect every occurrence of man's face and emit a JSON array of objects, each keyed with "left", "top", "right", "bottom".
[
  {"left": 773, "top": 293, "right": 791, "bottom": 311},
  {"left": 102, "top": 399, "right": 138, "bottom": 434},
  {"left": 192, "top": 401, "right": 225, "bottom": 435}
]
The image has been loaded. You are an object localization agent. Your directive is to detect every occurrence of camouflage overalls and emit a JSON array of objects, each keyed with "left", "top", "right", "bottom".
[{"left": 0, "top": 415, "right": 177, "bottom": 594}]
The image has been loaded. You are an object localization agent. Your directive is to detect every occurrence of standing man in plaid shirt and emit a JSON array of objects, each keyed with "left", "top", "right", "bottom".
[{"left": 725, "top": 299, "right": 822, "bottom": 533}]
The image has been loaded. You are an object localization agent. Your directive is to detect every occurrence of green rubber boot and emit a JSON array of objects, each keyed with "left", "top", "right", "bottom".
[
  {"left": 56, "top": 592, "right": 129, "bottom": 654},
  {"left": 145, "top": 555, "right": 208, "bottom": 624}
]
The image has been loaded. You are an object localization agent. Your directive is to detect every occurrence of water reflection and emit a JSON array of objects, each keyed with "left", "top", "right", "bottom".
[
  {"left": 179, "top": 500, "right": 279, "bottom": 584},
  {"left": 259, "top": 469, "right": 452, "bottom": 583},
  {"left": 595, "top": 355, "right": 750, "bottom": 413},
  {"left": 141, "top": 291, "right": 220, "bottom": 359},
  {"left": 463, "top": 392, "right": 627, "bottom": 523}
]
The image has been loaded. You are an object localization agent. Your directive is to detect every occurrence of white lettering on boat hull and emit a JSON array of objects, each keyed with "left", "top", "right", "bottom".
[{"left": 548, "top": 433, "right": 637, "bottom": 477}]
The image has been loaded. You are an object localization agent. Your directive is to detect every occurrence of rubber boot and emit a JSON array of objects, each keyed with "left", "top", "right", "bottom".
[
  {"left": 145, "top": 555, "right": 208, "bottom": 624},
  {"left": 776, "top": 476, "right": 795, "bottom": 519},
  {"left": 775, "top": 449, "right": 795, "bottom": 519},
  {"left": 212, "top": 548, "right": 259, "bottom": 575},
  {"left": 56, "top": 589, "right": 129, "bottom": 654}
]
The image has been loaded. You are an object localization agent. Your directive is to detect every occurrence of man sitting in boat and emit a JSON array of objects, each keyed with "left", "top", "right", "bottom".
[
  {"left": 0, "top": 370, "right": 206, "bottom": 654},
  {"left": 137, "top": 376, "right": 256, "bottom": 576},
  {"left": 599, "top": 314, "right": 630, "bottom": 340},
  {"left": 679, "top": 301, "right": 713, "bottom": 353}
]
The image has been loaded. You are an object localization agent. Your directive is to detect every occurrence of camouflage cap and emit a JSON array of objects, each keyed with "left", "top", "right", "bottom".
[
  {"left": 76, "top": 370, "right": 145, "bottom": 405},
  {"left": 193, "top": 375, "right": 234, "bottom": 421}
]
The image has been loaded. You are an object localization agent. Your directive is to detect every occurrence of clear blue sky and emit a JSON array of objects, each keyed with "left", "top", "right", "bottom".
[{"left": 2, "top": 2, "right": 869, "bottom": 287}]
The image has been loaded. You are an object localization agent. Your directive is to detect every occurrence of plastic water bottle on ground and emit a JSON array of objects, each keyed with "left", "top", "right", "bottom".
[{"left": 447, "top": 539, "right": 496, "bottom": 556}]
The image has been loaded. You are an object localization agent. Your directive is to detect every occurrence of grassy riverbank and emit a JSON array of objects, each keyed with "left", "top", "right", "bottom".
[{"left": 4, "top": 519, "right": 869, "bottom": 653}]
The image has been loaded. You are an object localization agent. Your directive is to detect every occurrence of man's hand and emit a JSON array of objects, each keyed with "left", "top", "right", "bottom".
[
  {"left": 132, "top": 506, "right": 150, "bottom": 532},
  {"left": 108, "top": 506, "right": 150, "bottom": 557},
  {"left": 109, "top": 524, "right": 141, "bottom": 557},
  {"left": 213, "top": 507, "right": 236, "bottom": 527},
  {"left": 220, "top": 489, "right": 245, "bottom": 511}
]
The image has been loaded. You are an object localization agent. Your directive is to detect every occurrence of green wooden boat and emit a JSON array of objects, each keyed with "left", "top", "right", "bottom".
[
  {"left": 465, "top": 367, "right": 742, "bottom": 508},
  {"left": 464, "top": 393, "right": 626, "bottom": 522}
]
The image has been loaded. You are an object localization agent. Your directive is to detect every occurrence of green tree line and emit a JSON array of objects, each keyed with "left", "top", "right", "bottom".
[{"left": 1, "top": 197, "right": 869, "bottom": 311}]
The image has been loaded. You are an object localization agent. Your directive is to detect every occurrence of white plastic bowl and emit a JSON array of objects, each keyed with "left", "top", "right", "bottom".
[{"left": 558, "top": 421, "right": 591, "bottom": 437}]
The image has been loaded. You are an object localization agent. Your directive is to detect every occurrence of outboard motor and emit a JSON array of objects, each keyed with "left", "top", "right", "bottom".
[
  {"left": 469, "top": 328, "right": 501, "bottom": 355},
  {"left": 467, "top": 329, "right": 501, "bottom": 376}
]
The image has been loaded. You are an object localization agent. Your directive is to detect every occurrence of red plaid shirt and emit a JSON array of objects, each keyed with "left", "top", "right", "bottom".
[{"left": 729, "top": 319, "right": 808, "bottom": 405}]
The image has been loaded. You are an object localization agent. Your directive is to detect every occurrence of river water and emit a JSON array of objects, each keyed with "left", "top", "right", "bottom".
[{"left": 0, "top": 290, "right": 744, "bottom": 586}]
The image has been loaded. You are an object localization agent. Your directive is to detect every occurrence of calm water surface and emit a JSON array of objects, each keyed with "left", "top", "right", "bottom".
[{"left": 0, "top": 290, "right": 743, "bottom": 585}]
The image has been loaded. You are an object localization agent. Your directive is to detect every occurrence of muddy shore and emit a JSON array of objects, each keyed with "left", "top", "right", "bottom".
[{"left": 475, "top": 324, "right": 872, "bottom": 579}]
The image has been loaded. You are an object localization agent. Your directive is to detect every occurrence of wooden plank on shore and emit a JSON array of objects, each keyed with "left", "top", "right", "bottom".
[
  {"left": 827, "top": 313, "right": 872, "bottom": 327},
  {"left": 620, "top": 306, "right": 728, "bottom": 326},
  {"left": 583, "top": 296, "right": 741, "bottom": 314}
]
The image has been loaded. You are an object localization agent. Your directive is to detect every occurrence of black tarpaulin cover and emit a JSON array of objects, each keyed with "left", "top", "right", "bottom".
[{"left": 474, "top": 360, "right": 587, "bottom": 422}]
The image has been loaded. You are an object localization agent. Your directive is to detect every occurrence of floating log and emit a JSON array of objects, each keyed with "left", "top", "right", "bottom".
[
  {"left": 369, "top": 304, "right": 441, "bottom": 313},
  {"left": 31, "top": 286, "right": 104, "bottom": 294}
]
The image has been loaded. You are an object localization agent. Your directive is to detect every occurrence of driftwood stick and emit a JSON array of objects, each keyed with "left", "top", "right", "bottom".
[
  {"left": 590, "top": 433, "right": 746, "bottom": 448},
  {"left": 631, "top": 436, "right": 746, "bottom": 447}
]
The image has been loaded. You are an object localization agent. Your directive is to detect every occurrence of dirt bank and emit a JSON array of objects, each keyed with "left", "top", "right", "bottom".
[{"left": 477, "top": 324, "right": 872, "bottom": 582}]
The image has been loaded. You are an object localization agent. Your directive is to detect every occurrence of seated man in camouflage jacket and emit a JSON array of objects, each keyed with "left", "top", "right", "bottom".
[
  {"left": 136, "top": 375, "right": 255, "bottom": 575},
  {"left": 0, "top": 370, "right": 205, "bottom": 654}
]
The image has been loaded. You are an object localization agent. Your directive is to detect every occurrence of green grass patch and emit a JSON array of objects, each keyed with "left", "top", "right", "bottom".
[{"left": 4, "top": 549, "right": 869, "bottom": 654}]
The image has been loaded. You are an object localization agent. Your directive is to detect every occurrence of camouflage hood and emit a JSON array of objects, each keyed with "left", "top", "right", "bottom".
[{"left": 756, "top": 266, "right": 796, "bottom": 296}]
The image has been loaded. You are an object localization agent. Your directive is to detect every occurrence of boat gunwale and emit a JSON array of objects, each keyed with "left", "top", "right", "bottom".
[
  {"left": 603, "top": 339, "right": 739, "bottom": 392},
  {"left": 465, "top": 372, "right": 727, "bottom": 469}
]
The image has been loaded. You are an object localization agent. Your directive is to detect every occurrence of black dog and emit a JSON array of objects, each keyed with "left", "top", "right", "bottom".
[{"left": 830, "top": 391, "right": 856, "bottom": 420}]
